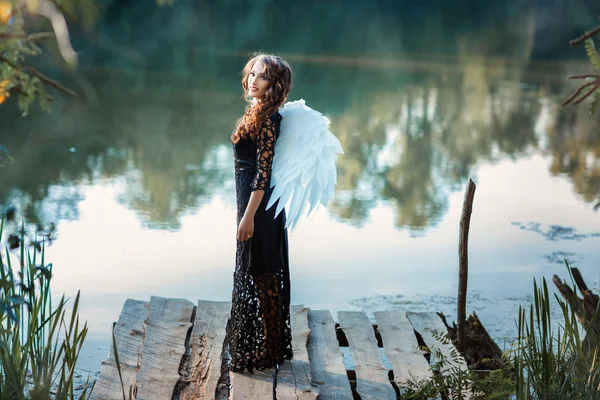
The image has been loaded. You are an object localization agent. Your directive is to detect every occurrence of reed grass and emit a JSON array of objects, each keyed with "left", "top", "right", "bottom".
[
  {"left": 3, "top": 205, "right": 598, "bottom": 400},
  {"left": 0, "top": 215, "right": 93, "bottom": 399},
  {"left": 513, "top": 272, "right": 600, "bottom": 399},
  {"left": 402, "top": 263, "right": 600, "bottom": 399}
]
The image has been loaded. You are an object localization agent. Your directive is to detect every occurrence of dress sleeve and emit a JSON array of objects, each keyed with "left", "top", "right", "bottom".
[{"left": 251, "top": 115, "right": 279, "bottom": 191}]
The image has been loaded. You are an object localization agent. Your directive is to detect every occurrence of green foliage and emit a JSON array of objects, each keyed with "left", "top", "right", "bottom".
[
  {"left": 0, "top": 5, "right": 51, "bottom": 114},
  {"left": 397, "top": 262, "right": 600, "bottom": 399},
  {"left": 513, "top": 272, "right": 600, "bottom": 399},
  {"left": 564, "top": 28, "right": 600, "bottom": 117},
  {"left": 401, "top": 332, "right": 484, "bottom": 399},
  {"left": 401, "top": 345, "right": 513, "bottom": 399},
  {"left": 401, "top": 359, "right": 473, "bottom": 399},
  {"left": 111, "top": 327, "right": 134, "bottom": 400},
  {"left": 0, "top": 0, "right": 180, "bottom": 116},
  {"left": 584, "top": 38, "right": 600, "bottom": 70},
  {"left": 0, "top": 213, "right": 93, "bottom": 399},
  {"left": 589, "top": 90, "right": 600, "bottom": 116},
  {"left": 582, "top": 38, "right": 600, "bottom": 116},
  {"left": 471, "top": 364, "right": 515, "bottom": 400}
]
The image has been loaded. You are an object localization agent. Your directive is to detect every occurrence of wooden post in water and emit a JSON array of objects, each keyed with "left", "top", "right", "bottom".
[{"left": 458, "top": 178, "right": 476, "bottom": 353}]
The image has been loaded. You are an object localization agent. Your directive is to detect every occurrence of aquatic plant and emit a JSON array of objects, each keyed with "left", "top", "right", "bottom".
[
  {"left": 0, "top": 212, "right": 93, "bottom": 399},
  {"left": 402, "top": 263, "right": 600, "bottom": 399},
  {"left": 513, "top": 270, "right": 600, "bottom": 399}
]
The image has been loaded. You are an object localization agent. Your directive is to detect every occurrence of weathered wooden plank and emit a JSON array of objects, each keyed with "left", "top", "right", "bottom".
[
  {"left": 90, "top": 299, "right": 149, "bottom": 400},
  {"left": 230, "top": 370, "right": 275, "bottom": 400},
  {"left": 373, "top": 310, "right": 432, "bottom": 389},
  {"left": 276, "top": 305, "right": 319, "bottom": 400},
  {"left": 307, "top": 310, "right": 353, "bottom": 400},
  {"left": 406, "top": 312, "right": 468, "bottom": 373},
  {"left": 407, "top": 312, "right": 471, "bottom": 398},
  {"left": 338, "top": 311, "right": 396, "bottom": 400},
  {"left": 178, "top": 300, "right": 231, "bottom": 399},
  {"left": 136, "top": 296, "right": 194, "bottom": 400}
]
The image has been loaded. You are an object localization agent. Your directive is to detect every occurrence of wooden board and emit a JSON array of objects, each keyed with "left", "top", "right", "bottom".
[
  {"left": 276, "top": 305, "right": 319, "bottom": 400},
  {"left": 338, "top": 311, "right": 396, "bottom": 400},
  {"left": 406, "top": 312, "right": 471, "bottom": 399},
  {"left": 373, "top": 310, "right": 432, "bottom": 389},
  {"left": 307, "top": 310, "right": 353, "bottom": 400},
  {"left": 178, "top": 300, "right": 231, "bottom": 399},
  {"left": 135, "top": 296, "right": 194, "bottom": 400},
  {"left": 406, "top": 312, "right": 468, "bottom": 373},
  {"left": 230, "top": 370, "right": 275, "bottom": 400},
  {"left": 228, "top": 303, "right": 276, "bottom": 400},
  {"left": 90, "top": 299, "right": 149, "bottom": 400}
]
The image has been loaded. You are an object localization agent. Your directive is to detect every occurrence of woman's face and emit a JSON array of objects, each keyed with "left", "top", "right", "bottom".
[{"left": 247, "top": 60, "right": 270, "bottom": 100}]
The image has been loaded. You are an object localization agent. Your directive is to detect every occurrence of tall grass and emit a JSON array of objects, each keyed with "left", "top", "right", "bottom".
[
  {"left": 514, "top": 274, "right": 600, "bottom": 399},
  {"left": 0, "top": 215, "right": 93, "bottom": 399},
  {"left": 400, "top": 263, "right": 600, "bottom": 399}
]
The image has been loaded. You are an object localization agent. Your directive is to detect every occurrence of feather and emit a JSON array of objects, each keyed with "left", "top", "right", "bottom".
[
  {"left": 290, "top": 187, "right": 312, "bottom": 231},
  {"left": 266, "top": 99, "right": 344, "bottom": 231},
  {"left": 275, "top": 183, "right": 294, "bottom": 217},
  {"left": 267, "top": 181, "right": 284, "bottom": 209},
  {"left": 307, "top": 180, "right": 322, "bottom": 215}
]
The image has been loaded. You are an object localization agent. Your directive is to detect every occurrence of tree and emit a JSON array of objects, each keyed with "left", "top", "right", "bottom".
[
  {"left": 0, "top": 0, "right": 174, "bottom": 114},
  {"left": 563, "top": 20, "right": 600, "bottom": 210},
  {"left": 563, "top": 21, "right": 600, "bottom": 114},
  {"left": 0, "top": 0, "right": 100, "bottom": 113}
]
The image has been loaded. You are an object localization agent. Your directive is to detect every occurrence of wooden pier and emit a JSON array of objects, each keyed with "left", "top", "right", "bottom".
[{"left": 90, "top": 296, "right": 469, "bottom": 400}]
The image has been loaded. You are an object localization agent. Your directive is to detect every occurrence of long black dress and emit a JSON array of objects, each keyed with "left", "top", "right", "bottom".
[{"left": 227, "top": 111, "right": 293, "bottom": 373}]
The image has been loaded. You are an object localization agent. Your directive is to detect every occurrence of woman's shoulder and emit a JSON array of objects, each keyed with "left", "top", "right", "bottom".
[
  {"left": 262, "top": 111, "right": 282, "bottom": 129},
  {"left": 269, "top": 110, "right": 282, "bottom": 123}
]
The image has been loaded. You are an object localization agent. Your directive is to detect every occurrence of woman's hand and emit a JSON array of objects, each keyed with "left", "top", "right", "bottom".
[{"left": 237, "top": 215, "right": 254, "bottom": 242}]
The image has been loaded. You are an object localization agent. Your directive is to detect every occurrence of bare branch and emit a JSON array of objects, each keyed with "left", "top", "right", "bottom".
[
  {"left": 572, "top": 85, "right": 599, "bottom": 106},
  {"left": 0, "top": 32, "right": 55, "bottom": 41},
  {"left": 27, "top": 32, "right": 56, "bottom": 41},
  {"left": 15, "top": 86, "right": 55, "bottom": 102},
  {"left": 569, "top": 74, "right": 600, "bottom": 80},
  {"left": 570, "top": 25, "right": 600, "bottom": 46},
  {"left": 26, "top": 0, "right": 78, "bottom": 65},
  {"left": 562, "top": 81, "right": 598, "bottom": 106},
  {"left": 0, "top": 54, "right": 76, "bottom": 96}
]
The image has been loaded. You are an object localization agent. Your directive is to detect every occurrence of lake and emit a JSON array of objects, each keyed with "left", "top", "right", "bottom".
[{"left": 1, "top": 0, "right": 599, "bottom": 375}]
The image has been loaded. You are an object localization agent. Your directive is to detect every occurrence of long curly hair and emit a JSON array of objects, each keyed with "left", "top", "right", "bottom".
[{"left": 231, "top": 54, "right": 293, "bottom": 144}]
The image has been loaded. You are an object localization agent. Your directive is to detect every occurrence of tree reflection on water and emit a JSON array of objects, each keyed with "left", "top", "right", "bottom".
[{"left": 1, "top": 0, "right": 599, "bottom": 235}]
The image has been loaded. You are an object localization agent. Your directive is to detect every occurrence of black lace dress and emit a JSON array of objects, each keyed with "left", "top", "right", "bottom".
[{"left": 227, "top": 111, "right": 293, "bottom": 373}]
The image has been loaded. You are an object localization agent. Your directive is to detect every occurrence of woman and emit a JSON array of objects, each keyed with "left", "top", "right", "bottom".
[{"left": 227, "top": 54, "right": 294, "bottom": 373}]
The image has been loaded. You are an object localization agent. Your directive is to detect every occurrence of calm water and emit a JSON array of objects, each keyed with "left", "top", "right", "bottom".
[{"left": 1, "top": 0, "right": 600, "bottom": 374}]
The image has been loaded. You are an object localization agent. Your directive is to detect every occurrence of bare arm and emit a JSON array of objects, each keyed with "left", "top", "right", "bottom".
[{"left": 243, "top": 190, "right": 265, "bottom": 220}]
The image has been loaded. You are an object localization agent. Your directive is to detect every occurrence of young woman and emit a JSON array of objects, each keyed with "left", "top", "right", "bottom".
[{"left": 227, "top": 54, "right": 294, "bottom": 373}]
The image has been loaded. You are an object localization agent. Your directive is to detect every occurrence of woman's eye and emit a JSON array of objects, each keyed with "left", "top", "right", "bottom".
[{"left": 260, "top": 75, "right": 266, "bottom": 80}]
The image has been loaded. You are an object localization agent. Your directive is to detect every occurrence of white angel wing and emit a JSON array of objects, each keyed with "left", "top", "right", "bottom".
[{"left": 266, "top": 99, "right": 344, "bottom": 231}]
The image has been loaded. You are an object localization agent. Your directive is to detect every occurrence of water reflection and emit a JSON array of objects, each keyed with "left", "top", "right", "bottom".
[
  {"left": 545, "top": 105, "right": 600, "bottom": 208},
  {"left": 1, "top": 56, "right": 599, "bottom": 234},
  {"left": 1, "top": 0, "right": 600, "bottom": 235}
]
